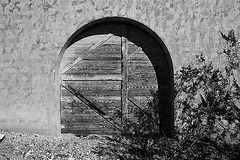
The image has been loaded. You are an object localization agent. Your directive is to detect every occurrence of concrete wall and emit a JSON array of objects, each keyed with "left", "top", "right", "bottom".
[{"left": 0, "top": 0, "right": 240, "bottom": 135}]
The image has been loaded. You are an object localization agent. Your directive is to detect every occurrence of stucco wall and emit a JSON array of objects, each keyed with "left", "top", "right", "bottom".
[{"left": 0, "top": 0, "right": 240, "bottom": 135}]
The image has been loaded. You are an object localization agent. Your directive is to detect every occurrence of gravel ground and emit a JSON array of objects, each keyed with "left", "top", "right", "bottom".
[{"left": 0, "top": 129, "right": 104, "bottom": 160}]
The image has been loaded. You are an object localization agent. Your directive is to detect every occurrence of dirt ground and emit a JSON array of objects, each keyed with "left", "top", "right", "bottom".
[{"left": 0, "top": 129, "right": 104, "bottom": 160}]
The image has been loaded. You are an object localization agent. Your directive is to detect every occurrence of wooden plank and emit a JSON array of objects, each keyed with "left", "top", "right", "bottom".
[
  {"left": 61, "top": 114, "right": 121, "bottom": 126},
  {"left": 62, "top": 74, "right": 122, "bottom": 81},
  {"left": 121, "top": 25, "right": 128, "bottom": 120},
  {"left": 61, "top": 129, "right": 117, "bottom": 135},
  {"left": 62, "top": 81, "right": 122, "bottom": 95},
  {"left": 61, "top": 117, "right": 111, "bottom": 124},
  {"left": 61, "top": 98, "right": 121, "bottom": 112},
  {"left": 61, "top": 25, "right": 122, "bottom": 74},
  {"left": 61, "top": 89, "right": 122, "bottom": 97},
  {"left": 62, "top": 125, "right": 113, "bottom": 130},
  {"left": 82, "top": 41, "right": 122, "bottom": 61},
  {"left": 61, "top": 113, "right": 117, "bottom": 119},
  {"left": 127, "top": 72, "right": 157, "bottom": 79},
  {"left": 61, "top": 121, "right": 117, "bottom": 135},
  {"left": 61, "top": 116, "right": 117, "bottom": 125},
  {"left": 129, "top": 51, "right": 151, "bottom": 61},
  {"left": 61, "top": 99, "right": 121, "bottom": 117},
  {"left": 61, "top": 113, "right": 121, "bottom": 134},
  {"left": 61, "top": 95, "right": 122, "bottom": 102},
  {"left": 66, "top": 61, "right": 121, "bottom": 74},
  {"left": 128, "top": 85, "right": 158, "bottom": 92}
]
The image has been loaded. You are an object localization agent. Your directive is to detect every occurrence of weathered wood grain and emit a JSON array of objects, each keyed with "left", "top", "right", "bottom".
[
  {"left": 61, "top": 26, "right": 122, "bottom": 74},
  {"left": 61, "top": 84, "right": 122, "bottom": 133},
  {"left": 60, "top": 23, "right": 170, "bottom": 135},
  {"left": 62, "top": 74, "right": 122, "bottom": 81},
  {"left": 121, "top": 25, "right": 129, "bottom": 120}
]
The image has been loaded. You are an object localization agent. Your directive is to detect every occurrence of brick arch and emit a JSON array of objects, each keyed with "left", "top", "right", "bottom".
[{"left": 56, "top": 17, "right": 174, "bottom": 136}]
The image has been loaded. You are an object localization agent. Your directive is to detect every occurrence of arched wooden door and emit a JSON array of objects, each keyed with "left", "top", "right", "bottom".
[{"left": 60, "top": 21, "right": 170, "bottom": 135}]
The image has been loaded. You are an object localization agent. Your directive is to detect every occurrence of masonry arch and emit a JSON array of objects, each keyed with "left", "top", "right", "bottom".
[{"left": 56, "top": 17, "right": 174, "bottom": 136}]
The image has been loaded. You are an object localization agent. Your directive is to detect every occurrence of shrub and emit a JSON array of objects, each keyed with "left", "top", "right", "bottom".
[
  {"left": 174, "top": 53, "right": 240, "bottom": 159},
  {"left": 94, "top": 30, "right": 240, "bottom": 160},
  {"left": 220, "top": 29, "right": 240, "bottom": 73},
  {"left": 174, "top": 30, "right": 240, "bottom": 159}
]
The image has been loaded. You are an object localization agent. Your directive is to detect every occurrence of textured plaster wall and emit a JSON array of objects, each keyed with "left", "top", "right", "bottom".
[{"left": 0, "top": 0, "right": 240, "bottom": 135}]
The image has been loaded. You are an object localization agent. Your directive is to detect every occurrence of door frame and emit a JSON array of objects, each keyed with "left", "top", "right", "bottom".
[{"left": 56, "top": 17, "right": 174, "bottom": 136}]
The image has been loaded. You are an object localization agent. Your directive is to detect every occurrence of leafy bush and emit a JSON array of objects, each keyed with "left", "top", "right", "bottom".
[
  {"left": 94, "top": 30, "right": 240, "bottom": 160},
  {"left": 220, "top": 29, "right": 240, "bottom": 73},
  {"left": 174, "top": 30, "right": 240, "bottom": 159},
  {"left": 175, "top": 54, "right": 240, "bottom": 159}
]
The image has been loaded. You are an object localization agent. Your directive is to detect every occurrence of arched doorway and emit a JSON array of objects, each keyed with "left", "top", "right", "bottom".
[{"left": 58, "top": 17, "right": 174, "bottom": 136}]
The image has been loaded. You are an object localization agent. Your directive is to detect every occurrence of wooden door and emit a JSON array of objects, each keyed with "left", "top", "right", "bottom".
[{"left": 60, "top": 23, "right": 166, "bottom": 135}]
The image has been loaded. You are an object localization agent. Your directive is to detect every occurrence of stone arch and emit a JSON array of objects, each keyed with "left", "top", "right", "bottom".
[{"left": 56, "top": 17, "right": 174, "bottom": 136}]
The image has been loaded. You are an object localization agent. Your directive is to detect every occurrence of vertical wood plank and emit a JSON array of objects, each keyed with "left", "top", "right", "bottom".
[{"left": 121, "top": 25, "right": 128, "bottom": 121}]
